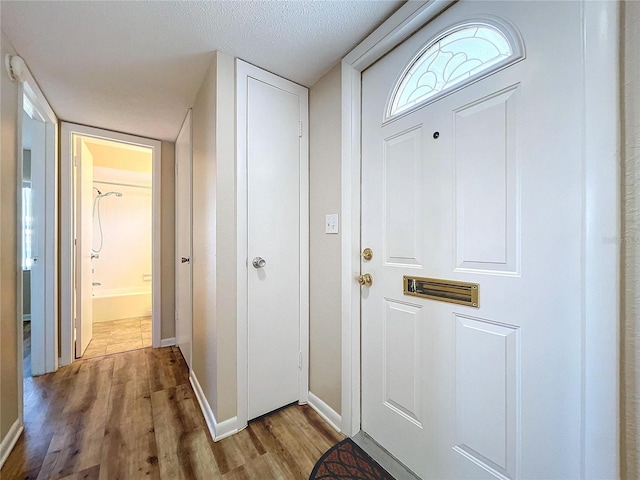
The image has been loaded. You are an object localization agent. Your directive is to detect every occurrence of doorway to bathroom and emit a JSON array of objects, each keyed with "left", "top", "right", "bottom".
[
  {"left": 60, "top": 123, "right": 162, "bottom": 364},
  {"left": 82, "top": 137, "right": 153, "bottom": 358}
]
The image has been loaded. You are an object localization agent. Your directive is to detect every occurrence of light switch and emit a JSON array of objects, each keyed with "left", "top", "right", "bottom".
[{"left": 325, "top": 214, "right": 339, "bottom": 234}]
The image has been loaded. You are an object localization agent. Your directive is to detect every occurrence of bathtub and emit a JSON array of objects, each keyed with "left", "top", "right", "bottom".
[{"left": 92, "top": 288, "right": 152, "bottom": 322}]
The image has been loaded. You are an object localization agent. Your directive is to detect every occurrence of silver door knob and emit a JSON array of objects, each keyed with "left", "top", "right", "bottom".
[
  {"left": 252, "top": 257, "right": 266, "bottom": 268},
  {"left": 181, "top": 257, "right": 190, "bottom": 263}
]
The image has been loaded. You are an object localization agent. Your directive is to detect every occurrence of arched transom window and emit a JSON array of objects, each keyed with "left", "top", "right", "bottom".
[{"left": 387, "top": 21, "right": 524, "bottom": 119}]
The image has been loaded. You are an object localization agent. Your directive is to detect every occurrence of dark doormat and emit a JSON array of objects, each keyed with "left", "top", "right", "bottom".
[{"left": 310, "top": 438, "right": 395, "bottom": 480}]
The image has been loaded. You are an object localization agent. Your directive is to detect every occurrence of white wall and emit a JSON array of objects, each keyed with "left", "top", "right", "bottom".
[
  {"left": 191, "top": 51, "right": 237, "bottom": 423},
  {"left": 92, "top": 178, "right": 152, "bottom": 296},
  {"left": 308, "top": 62, "right": 343, "bottom": 414},
  {"left": 91, "top": 169, "right": 152, "bottom": 321}
]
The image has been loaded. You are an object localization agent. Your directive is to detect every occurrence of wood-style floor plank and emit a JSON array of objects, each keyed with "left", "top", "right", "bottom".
[
  {"left": 151, "top": 384, "right": 221, "bottom": 479},
  {"left": 1, "top": 347, "right": 344, "bottom": 480},
  {"left": 98, "top": 379, "right": 159, "bottom": 480}
]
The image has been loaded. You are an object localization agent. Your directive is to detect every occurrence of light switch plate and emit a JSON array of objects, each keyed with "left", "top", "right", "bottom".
[{"left": 325, "top": 214, "right": 339, "bottom": 234}]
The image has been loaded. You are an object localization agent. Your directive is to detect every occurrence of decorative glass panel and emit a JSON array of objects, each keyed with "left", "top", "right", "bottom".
[{"left": 388, "top": 24, "right": 519, "bottom": 118}]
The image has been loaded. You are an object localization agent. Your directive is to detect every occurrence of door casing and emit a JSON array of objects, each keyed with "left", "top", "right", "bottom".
[
  {"left": 60, "top": 122, "right": 162, "bottom": 365},
  {"left": 13, "top": 57, "right": 59, "bottom": 429},
  {"left": 340, "top": 0, "right": 619, "bottom": 477}
]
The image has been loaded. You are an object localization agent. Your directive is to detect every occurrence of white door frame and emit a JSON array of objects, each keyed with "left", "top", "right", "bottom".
[
  {"left": 9, "top": 54, "right": 59, "bottom": 426},
  {"left": 236, "top": 60, "right": 310, "bottom": 430},
  {"left": 340, "top": 1, "right": 619, "bottom": 477},
  {"left": 60, "top": 122, "right": 162, "bottom": 365}
]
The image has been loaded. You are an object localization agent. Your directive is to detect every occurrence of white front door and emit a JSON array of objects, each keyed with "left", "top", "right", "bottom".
[
  {"left": 238, "top": 61, "right": 309, "bottom": 420},
  {"left": 362, "top": 2, "right": 585, "bottom": 478},
  {"left": 176, "top": 110, "right": 193, "bottom": 368},
  {"left": 75, "top": 138, "right": 94, "bottom": 357}
]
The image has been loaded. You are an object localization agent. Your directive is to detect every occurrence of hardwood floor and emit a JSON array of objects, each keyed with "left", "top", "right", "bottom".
[
  {"left": 23, "top": 321, "right": 32, "bottom": 377},
  {"left": 1, "top": 347, "right": 344, "bottom": 480}
]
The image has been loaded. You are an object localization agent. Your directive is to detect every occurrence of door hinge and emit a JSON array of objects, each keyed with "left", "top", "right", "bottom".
[
  {"left": 74, "top": 156, "right": 77, "bottom": 167},
  {"left": 299, "top": 352, "right": 302, "bottom": 369},
  {"left": 298, "top": 121, "right": 303, "bottom": 138}
]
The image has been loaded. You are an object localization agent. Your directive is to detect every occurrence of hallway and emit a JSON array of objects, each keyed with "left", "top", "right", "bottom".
[{"left": 1, "top": 347, "right": 343, "bottom": 479}]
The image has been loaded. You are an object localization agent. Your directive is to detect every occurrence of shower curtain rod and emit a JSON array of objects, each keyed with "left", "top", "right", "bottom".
[{"left": 94, "top": 180, "right": 151, "bottom": 190}]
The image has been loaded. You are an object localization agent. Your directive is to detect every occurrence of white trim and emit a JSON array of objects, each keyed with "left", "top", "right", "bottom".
[
  {"left": 236, "top": 60, "right": 310, "bottom": 430},
  {"left": 340, "top": 0, "right": 453, "bottom": 438},
  {"left": 16, "top": 90, "right": 25, "bottom": 429},
  {"left": 60, "top": 122, "right": 162, "bottom": 366},
  {"left": 581, "top": 1, "right": 620, "bottom": 478},
  {"left": 236, "top": 59, "right": 249, "bottom": 429},
  {"left": 21, "top": 70, "right": 60, "bottom": 372},
  {"left": 160, "top": 337, "right": 176, "bottom": 347},
  {"left": 189, "top": 371, "right": 239, "bottom": 442},
  {"left": 21, "top": 65, "right": 59, "bottom": 375},
  {"left": 308, "top": 392, "right": 342, "bottom": 433},
  {"left": 0, "top": 419, "right": 23, "bottom": 469},
  {"left": 341, "top": 0, "right": 619, "bottom": 476},
  {"left": 22, "top": 314, "right": 31, "bottom": 321},
  {"left": 299, "top": 81, "right": 310, "bottom": 407},
  {"left": 11, "top": 57, "right": 59, "bottom": 437}
]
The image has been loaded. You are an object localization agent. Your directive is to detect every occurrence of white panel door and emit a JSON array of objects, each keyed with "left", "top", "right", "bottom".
[
  {"left": 361, "top": 2, "right": 585, "bottom": 478},
  {"left": 75, "top": 138, "right": 94, "bottom": 357},
  {"left": 175, "top": 110, "right": 193, "bottom": 368},
  {"left": 245, "top": 70, "right": 307, "bottom": 420}
]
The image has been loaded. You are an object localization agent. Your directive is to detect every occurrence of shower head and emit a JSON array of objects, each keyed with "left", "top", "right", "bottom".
[{"left": 101, "top": 191, "right": 123, "bottom": 197}]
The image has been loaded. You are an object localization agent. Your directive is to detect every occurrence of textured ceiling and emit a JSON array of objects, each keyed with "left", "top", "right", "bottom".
[{"left": 1, "top": 1, "right": 403, "bottom": 142}]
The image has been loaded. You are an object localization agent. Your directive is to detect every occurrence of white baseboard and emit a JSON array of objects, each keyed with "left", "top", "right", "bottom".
[
  {"left": 23, "top": 314, "right": 31, "bottom": 321},
  {"left": 160, "top": 337, "right": 176, "bottom": 347},
  {"left": 0, "top": 419, "right": 23, "bottom": 469},
  {"left": 308, "top": 391, "right": 342, "bottom": 432},
  {"left": 189, "top": 371, "right": 238, "bottom": 441}
]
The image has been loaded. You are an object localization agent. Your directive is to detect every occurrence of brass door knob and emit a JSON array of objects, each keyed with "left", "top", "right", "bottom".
[
  {"left": 361, "top": 248, "right": 373, "bottom": 261},
  {"left": 357, "top": 273, "right": 373, "bottom": 287}
]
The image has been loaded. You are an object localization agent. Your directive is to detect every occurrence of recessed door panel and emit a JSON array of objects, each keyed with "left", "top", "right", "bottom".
[
  {"left": 454, "top": 315, "right": 519, "bottom": 478},
  {"left": 454, "top": 86, "right": 519, "bottom": 274},
  {"left": 383, "top": 299, "right": 423, "bottom": 427},
  {"left": 384, "top": 127, "right": 423, "bottom": 267}
]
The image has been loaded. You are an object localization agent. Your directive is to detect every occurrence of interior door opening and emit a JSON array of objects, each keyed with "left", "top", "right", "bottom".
[
  {"left": 60, "top": 122, "right": 162, "bottom": 365},
  {"left": 73, "top": 136, "right": 154, "bottom": 359},
  {"left": 21, "top": 103, "right": 46, "bottom": 377}
]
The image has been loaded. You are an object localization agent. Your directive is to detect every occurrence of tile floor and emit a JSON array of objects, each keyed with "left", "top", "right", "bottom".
[{"left": 83, "top": 316, "right": 152, "bottom": 358}]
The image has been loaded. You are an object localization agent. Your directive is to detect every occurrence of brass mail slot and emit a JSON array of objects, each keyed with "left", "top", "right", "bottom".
[{"left": 403, "top": 276, "right": 479, "bottom": 308}]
